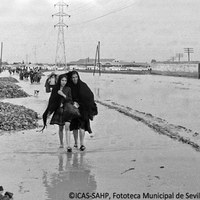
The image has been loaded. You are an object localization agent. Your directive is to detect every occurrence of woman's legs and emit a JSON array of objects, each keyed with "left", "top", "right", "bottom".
[
  {"left": 65, "top": 122, "right": 71, "bottom": 151},
  {"left": 58, "top": 125, "right": 64, "bottom": 148},
  {"left": 79, "top": 128, "right": 86, "bottom": 151},
  {"left": 73, "top": 130, "right": 78, "bottom": 148},
  {"left": 71, "top": 120, "right": 86, "bottom": 150}
]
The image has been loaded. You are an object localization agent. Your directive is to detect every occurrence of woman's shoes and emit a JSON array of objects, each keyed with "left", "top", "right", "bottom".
[
  {"left": 59, "top": 145, "right": 73, "bottom": 152},
  {"left": 67, "top": 147, "right": 72, "bottom": 153},
  {"left": 80, "top": 145, "right": 86, "bottom": 151},
  {"left": 68, "top": 144, "right": 86, "bottom": 151}
]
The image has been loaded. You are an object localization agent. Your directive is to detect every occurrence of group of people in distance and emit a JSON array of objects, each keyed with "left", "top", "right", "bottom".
[{"left": 42, "top": 70, "right": 98, "bottom": 152}]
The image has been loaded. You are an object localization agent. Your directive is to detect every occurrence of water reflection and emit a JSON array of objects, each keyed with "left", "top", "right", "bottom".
[{"left": 42, "top": 153, "right": 97, "bottom": 200}]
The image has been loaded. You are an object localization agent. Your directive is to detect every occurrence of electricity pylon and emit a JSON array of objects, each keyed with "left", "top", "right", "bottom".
[{"left": 52, "top": 0, "right": 70, "bottom": 70}]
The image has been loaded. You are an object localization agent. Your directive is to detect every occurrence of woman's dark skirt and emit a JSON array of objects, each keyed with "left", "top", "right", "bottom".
[
  {"left": 50, "top": 107, "right": 70, "bottom": 126},
  {"left": 70, "top": 117, "right": 92, "bottom": 133}
]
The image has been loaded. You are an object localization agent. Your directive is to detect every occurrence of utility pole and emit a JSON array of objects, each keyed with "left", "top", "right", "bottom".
[
  {"left": 184, "top": 48, "right": 193, "bottom": 62},
  {"left": 85, "top": 57, "right": 89, "bottom": 68},
  {"left": 98, "top": 41, "right": 101, "bottom": 75},
  {"left": 26, "top": 54, "right": 29, "bottom": 64},
  {"left": 0, "top": 42, "right": 3, "bottom": 72},
  {"left": 33, "top": 45, "right": 37, "bottom": 64},
  {"left": 93, "top": 41, "right": 101, "bottom": 76},
  {"left": 52, "top": 0, "right": 70, "bottom": 70},
  {"left": 170, "top": 56, "right": 175, "bottom": 62},
  {"left": 176, "top": 53, "right": 183, "bottom": 62}
]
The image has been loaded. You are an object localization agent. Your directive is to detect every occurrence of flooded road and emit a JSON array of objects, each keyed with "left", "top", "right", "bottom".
[{"left": 1, "top": 71, "right": 200, "bottom": 199}]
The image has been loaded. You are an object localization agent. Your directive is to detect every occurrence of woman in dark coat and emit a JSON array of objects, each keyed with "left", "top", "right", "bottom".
[
  {"left": 67, "top": 71, "right": 97, "bottom": 151},
  {"left": 43, "top": 74, "right": 73, "bottom": 152}
]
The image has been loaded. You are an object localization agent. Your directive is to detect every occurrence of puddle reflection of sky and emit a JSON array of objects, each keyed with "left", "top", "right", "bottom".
[{"left": 42, "top": 153, "right": 97, "bottom": 200}]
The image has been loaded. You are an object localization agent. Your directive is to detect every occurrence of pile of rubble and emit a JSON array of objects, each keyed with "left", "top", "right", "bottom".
[
  {"left": 0, "top": 77, "right": 19, "bottom": 83},
  {"left": 0, "top": 77, "right": 29, "bottom": 98},
  {"left": 0, "top": 77, "right": 38, "bottom": 131},
  {"left": 0, "top": 102, "right": 38, "bottom": 131}
]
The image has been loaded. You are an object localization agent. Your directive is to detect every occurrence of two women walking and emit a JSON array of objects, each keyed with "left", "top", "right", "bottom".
[{"left": 42, "top": 71, "right": 97, "bottom": 152}]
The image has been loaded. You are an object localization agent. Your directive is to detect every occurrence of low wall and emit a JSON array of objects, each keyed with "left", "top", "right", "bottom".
[
  {"left": 76, "top": 69, "right": 150, "bottom": 75},
  {"left": 150, "top": 62, "right": 199, "bottom": 78}
]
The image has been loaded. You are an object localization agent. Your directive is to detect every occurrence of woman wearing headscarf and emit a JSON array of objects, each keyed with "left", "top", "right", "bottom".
[
  {"left": 42, "top": 74, "right": 73, "bottom": 152},
  {"left": 66, "top": 71, "right": 98, "bottom": 151},
  {"left": 44, "top": 72, "right": 58, "bottom": 93}
]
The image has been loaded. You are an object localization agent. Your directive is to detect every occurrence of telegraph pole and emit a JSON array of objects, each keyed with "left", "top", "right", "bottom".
[
  {"left": 176, "top": 53, "right": 183, "bottom": 62},
  {"left": 33, "top": 46, "right": 37, "bottom": 64},
  {"left": 85, "top": 57, "right": 89, "bottom": 68},
  {"left": 26, "top": 54, "right": 29, "bottom": 64},
  {"left": 170, "top": 56, "right": 175, "bottom": 62},
  {"left": 0, "top": 42, "right": 3, "bottom": 72},
  {"left": 93, "top": 45, "right": 98, "bottom": 75},
  {"left": 98, "top": 41, "right": 101, "bottom": 75},
  {"left": 93, "top": 41, "right": 101, "bottom": 76},
  {"left": 52, "top": 0, "right": 70, "bottom": 70},
  {"left": 184, "top": 48, "right": 193, "bottom": 62}
]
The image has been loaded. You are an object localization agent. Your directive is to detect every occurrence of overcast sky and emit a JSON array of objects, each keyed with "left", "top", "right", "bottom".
[{"left": 1, "top": 0, "right": 200, "bottom": 63}]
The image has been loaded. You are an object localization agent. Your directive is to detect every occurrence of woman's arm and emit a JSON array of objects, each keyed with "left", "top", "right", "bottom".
[
  {"left": 61, "top": 87, "right": 73, "bottom": 103},
  {"left": 58, "top": 90, "right": 66, "bottom": 98}
]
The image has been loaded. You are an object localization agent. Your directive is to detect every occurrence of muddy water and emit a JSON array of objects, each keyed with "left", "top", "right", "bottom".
[{"left": 83, "top": 73, "right": 200, "bottom": 133}]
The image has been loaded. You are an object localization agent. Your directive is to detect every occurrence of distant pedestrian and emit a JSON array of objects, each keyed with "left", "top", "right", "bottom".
[
  {"left": 29, "top": 69, "right": 34, "bottom": 84},
  {"left": 8, "top": 68, "right": 12, "bottom": 75},
  {"left": 45, "top": 72, "right": 57, "bottom": 93},
  {"left": 49, "top": 72, "right": 57, "bottom": 86}
]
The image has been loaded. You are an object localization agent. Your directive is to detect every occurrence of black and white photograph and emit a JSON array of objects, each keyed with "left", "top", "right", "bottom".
[{"left": 1, "top": 0, "right": 200, "bottom": 199}]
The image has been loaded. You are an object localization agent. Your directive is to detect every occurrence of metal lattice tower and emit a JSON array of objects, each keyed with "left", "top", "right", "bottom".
[{"left": 52, "top": 0, "right": 70, "bottom": 69}]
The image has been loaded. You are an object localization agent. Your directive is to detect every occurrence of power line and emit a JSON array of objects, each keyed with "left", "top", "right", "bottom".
[
  {"left": 68, "top": 0, "right": 94, "bottom": 12},
  {"left": 70, "top": 0, "right": 133, "bottom": 17},
  {"left": 69, "top": 2, "right": 136, "bottom": 27},
  {"left": 69, "top": 3, "right": 106, "bottom": 17}
]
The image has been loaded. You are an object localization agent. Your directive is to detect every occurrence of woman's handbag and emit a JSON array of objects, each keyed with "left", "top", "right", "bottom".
[
  {"left": 89, "top": 102, "right": 98, "bottom": 120},
  {"left": 63, "top": 102, "right": 80, "bottom": 121}
]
